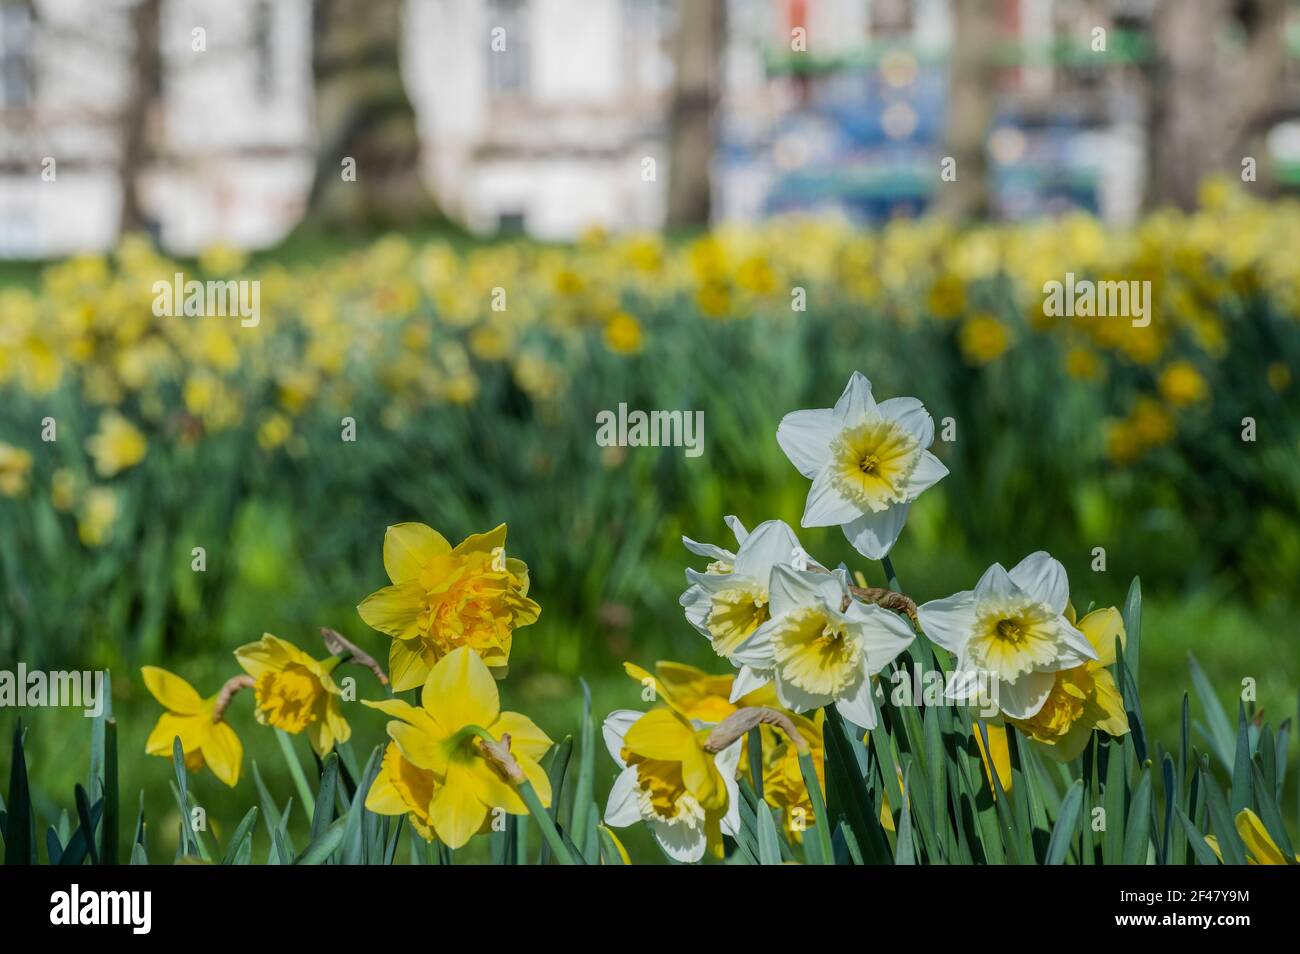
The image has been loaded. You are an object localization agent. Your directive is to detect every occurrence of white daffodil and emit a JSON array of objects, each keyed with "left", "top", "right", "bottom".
[
  {"left": 601, "top": 707, "right": 742, "bottom": 863},
  {"left": 681, "top": 513, "right": 749, "bottom": 573},
  {"left": 680, "top": 517, "right": 821, "bottom": 698},
  {"left": 776, "top": 371, "right": 948, "bottom": 559},
  {"left": 917, "top": 552, "right": 1100, "bottom": 720},
  {"left": 729, "top": 564, "right": 915, "bottom": 730}
]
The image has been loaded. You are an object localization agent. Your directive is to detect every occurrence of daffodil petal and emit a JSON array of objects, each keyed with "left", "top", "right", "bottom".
[
  {"left": 421, "top": 646, "right": 500, "bottom": 732},
  {"left": 383, "top": 522, "right": 450, "bottom": 584},
  {"left": 141, "top": 666, "right": 203, "bottom": 715}
]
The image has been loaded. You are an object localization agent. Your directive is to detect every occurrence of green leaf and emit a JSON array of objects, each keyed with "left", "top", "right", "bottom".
[
  {"left": 220, "top": 807, "right": 260, "bottom": 865},
  {"left": 310, "top": 753, "right": 340, "bottom": 846},
  {"left": 1101, "top": 740, "right": 1126, "bottom": 864},
  {"left": 537, "top": 735, "right": 572, "bottom": 865},
  {"left": 893, "top": 767, "right": 915, "bottom": 865},
  {"left": 1199, "top": 767, "right": 1247, "bottom": 865},
  {"left": 74, "top": 783, "right": 101, "bottom": 866},
  {"left": 755, "top": 803, "right": 783, "bottom": 865},
  {"left": 1229, "top": 703, "right": 1253, "bottom": 816},
  {"left": 1188, "top": 654, "right": 1234, "bottom": 772},
  {"left": 1120, "top": 577, "right": 1141, "bottom": 686},
  {"left": 59, "top": 795, "right": 103, "bottom": 866},
  {"left": 4, "top": 722, "right": 33, "bottom": 864},
  {"left": 100, "top": 718, "right": 119, "bottom": 865},
  {"left": 1121, "top": 768, "right": 1153, "bottom": 865},
  {"left": 1249, "top": 764, "right": 1296, "bottom": 863},
  {"left": 596, "top": 824, "right": 627, "bottom": 865},
  {"left": 569, "top": 679, "right": 595, "bottom": 856},
  {"left": 1046, "top": 780, "right": 1084, "bottom": 864},
  {"left": 295, "top": 817, "right": 347, "bottom": 865},
  {"left": 1175, "top": 807, "right": 1220, "bottom": 865},
  {"left": 341, "top": 746, "right": 383, "bottom": 865},
  {"left": 251, "top": 761, "right": 283, "bottom": 846},
  {"left": 821, "top": 705, "right": 877, "bottom": 854}
]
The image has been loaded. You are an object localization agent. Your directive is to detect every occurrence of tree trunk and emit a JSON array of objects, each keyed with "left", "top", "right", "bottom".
[
  {"left": 300, "top": 0, "right": 438, "bottom": 231},
  {"left": 934, "top": 0, "right": 998, "bottom": 223},
  {"left": 1145, "top": 0, "right": 1228, "bottom": 210},
  {"left": 1145, "top": 0, "right": 1285, "bottom": 210},
  {"left": 119, "top": 0, "right": 160, "bottom": 236},
  {"left": 665, "top": 0, "right": 724, "bottom": 230}
]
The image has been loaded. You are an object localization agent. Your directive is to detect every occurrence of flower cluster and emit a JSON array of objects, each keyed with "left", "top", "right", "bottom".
[
  {"left": 142, "top": 522, "right": 555, "bottom": 851},
  {"left": 606, "top": 371, "right": 1137, "bottom": 861}
]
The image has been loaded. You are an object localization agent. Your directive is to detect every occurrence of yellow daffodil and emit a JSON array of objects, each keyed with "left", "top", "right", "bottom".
[
  {"left": 624, "top": 660, "right": 778, "bottom": 724},
  {"left": 602, "top": 706, "right": 741, "bottom": 862},
  {"left": 1008, "top": 606, "right": 1130, "bottom": 761},
  {"left": 365, "top": 741, "right": 441, "bottom": 842},
  {"left": 86, "top": 411, "right": 148, "bottom": 477},
  {"left": 959, "top": 314, "right": 1013, "bottom": 365},
  {"left": 357, "top": 523, "right": 540, "bottom": 691},
  {"left": 234, "top": 633, "right": 351, "bottom": 756},
  {"left": 141, "top": 666, "right": 242, "bottom": 787},
  {"left": 1158, "top": 361, "right": 1209, "bottom": 407},
  {"left": 77, "top": 486, "right": 119, "bottom": 547},
  {"left": 1206, "top": 808, "right": 1299, "bottom": 865},
  {"left": 0, "top": 442, "right": 32, "bottom": 497},
  {"left": 972, "top": 721, "right": 1013, "bottom": 795},
  {"left": 758, "top": 709, "right": 823, "bottom": 841},
  {"left": 362, "top": 646, "right": 553, "bottom": 848}
]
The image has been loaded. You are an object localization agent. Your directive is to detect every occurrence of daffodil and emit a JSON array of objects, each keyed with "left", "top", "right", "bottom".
[
  {"left": 918, "top": 552, "right": 1098, "bottom": 720},
  {"left": 730, "top": 565, "right": 915, "bottom": 729},
  {"left": 776, "top": 372, "right": 947, "bottom": 559},
  {"left": 365, "top": 741, "right": 442, "bottom": 842},
  {"left": 141, "top": 666, "right": 242, "bottom": 787},
  {"left": 1008, "top": 606, "right": 1129, "bottom": 760},
  {"left": 602, "top": 706, "right": 742, "bottom": 862},
  {"left": 357, "top": 523, "right": 540, "bottom": 691},
  {"left": 1206, "top": 808, "right": 1299, "bottom": 865},
  {"left": 363, "top": 647, "right": 553, "bottom": 848},
  {"left": 0, "top": 442, "right": 32, "bottom": 497},
  {"left": 624, "top": 660, "right": 776, "bottom": 724},
  {"left": 758, "top": 708, "right": 823, "bottom": 840},
  {"left": 234, "top": 633, "right": 351, "bottom": 756},
  {"left": 86, "top": 411, "right": 148, "bottom": 477},
  {"left": 680, "top": 517, "right": 819, "bottom": 694}
]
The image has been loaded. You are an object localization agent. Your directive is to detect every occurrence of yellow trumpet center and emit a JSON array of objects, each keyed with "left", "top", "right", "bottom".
[
  {"left": 967, "top": 602, "right": 1060, "bottom": 682},
  {"left": 706, "top": 585, "right": 769, "bottom": 658},
  {"left": 830, "top": 418, "right": 920, "bottom": 512},
  {"left": 771, "top": 607, "right": 862, "bottom": 698},
  {"left": 254, "top": 665, "right": 322, "bottom": 734}
]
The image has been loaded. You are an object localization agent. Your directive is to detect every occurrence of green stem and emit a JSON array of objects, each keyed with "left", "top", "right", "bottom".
[
  {"left": 798, "top": 749, "right": 834, "bottom": 864},
  {"left": 518, "top": 779, "right": 577, "bottom": 865},
  {"left": 747, "top": 726, "right": 764, "bottom": 801},
  {"left": 275, "top": 729, "right": 315, "bottom": 818},
  {"left": 881, "top": 555, "right": 901, "bottom": 592}
]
